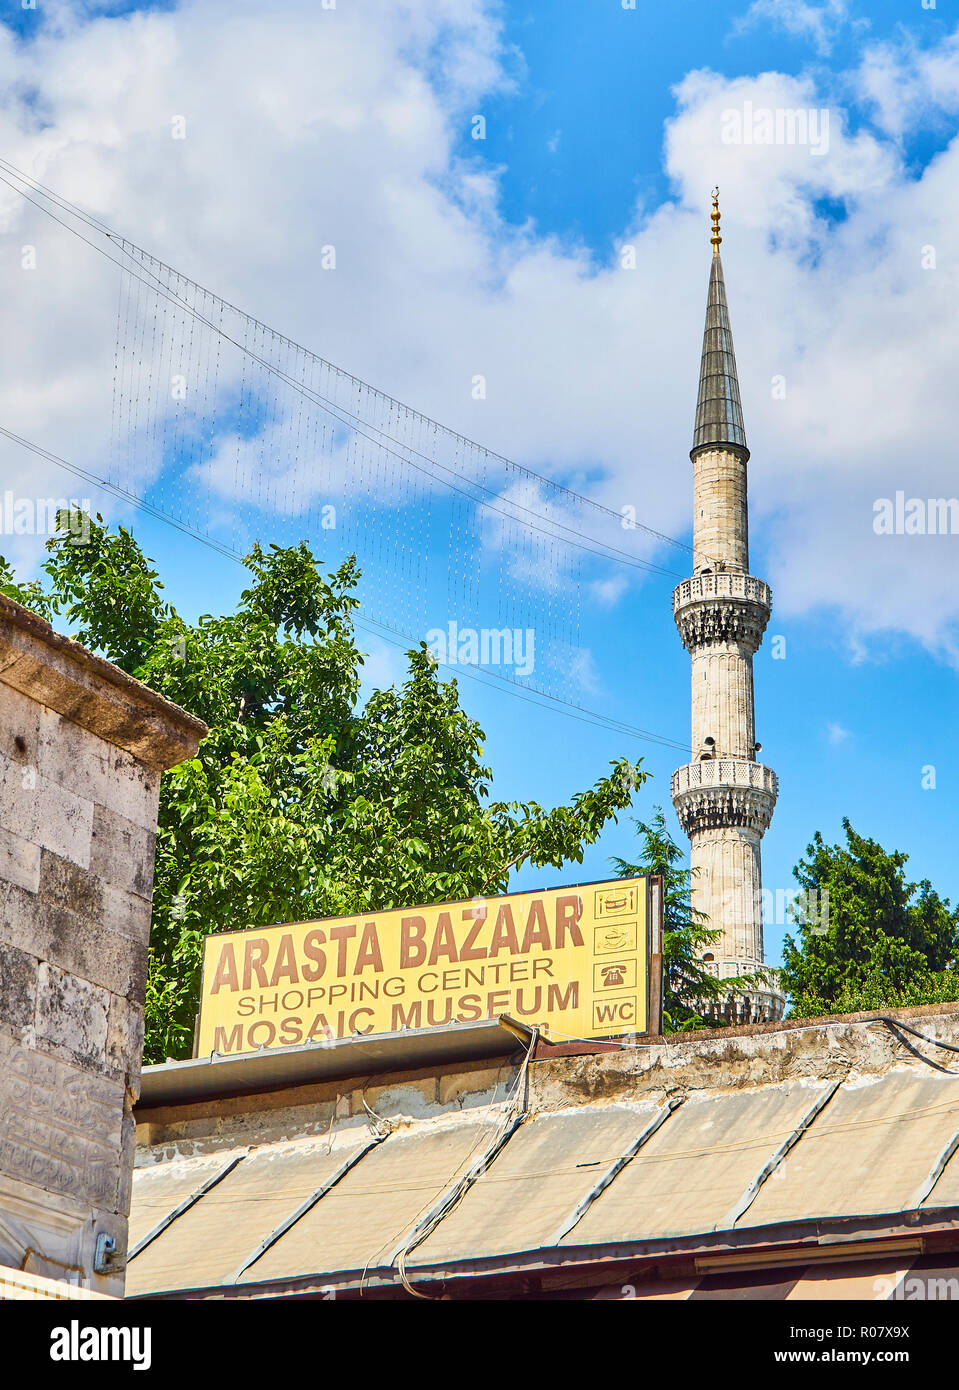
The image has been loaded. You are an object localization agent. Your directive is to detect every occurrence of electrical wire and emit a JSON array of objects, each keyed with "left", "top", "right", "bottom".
[
  {"left": 0, "top": 156, "right": 699, "bottom": 555},
  {"left": 0, "top": 157, "right": 702, "bottom": 746},
  {"left": 131, "top": 1081, "right": 959, "bottom": 1210},
  {"left": 128, "top": 1020, "right": 959, "bottom": 1237},
  {"left": 357, "top": 1054, "right": 518, "bottom": 1289},
  {"left": 874, "top": 1016, "right": 959, "bottom": 1076},
  {"left": 393, "top": 1026, "right": 539, "bottom": 1298},
  {"left": 734, "top": 1010, "right": 959, "bottom": 1076},
  {"left": 0, "top": 421, "right": 691, "bottom": 753},
  {"left": 0, "top": 158, "right": 703, "bottom": 581}
]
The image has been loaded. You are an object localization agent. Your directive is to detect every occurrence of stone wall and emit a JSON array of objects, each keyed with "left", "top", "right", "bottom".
[
  {"left": 689, "top": 824, "right": 764, "bottom": 963},
  {"left": 530, "top": 1002, "right": 959, "bottom": 1109},
  {"left": 0, "top": 595, "right": 205, "bottom": 1294}
]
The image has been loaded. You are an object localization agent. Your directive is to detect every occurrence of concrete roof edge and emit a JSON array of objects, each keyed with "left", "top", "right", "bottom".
[{"left": 669, "top": 999, "right": 959, "bottom": 1045}]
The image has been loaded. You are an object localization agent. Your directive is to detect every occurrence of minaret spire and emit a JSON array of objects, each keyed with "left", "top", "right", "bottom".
[
  {"left": 670, "top": 192, "right": 784, "bottom": 1024},
  {"left": 693, "top": 189, "right": 748, "bottom": 461}
]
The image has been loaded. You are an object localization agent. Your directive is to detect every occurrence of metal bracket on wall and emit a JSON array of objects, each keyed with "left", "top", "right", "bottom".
[{"left": 93, "top": 1232, "right": 120, "bottom": 1274}]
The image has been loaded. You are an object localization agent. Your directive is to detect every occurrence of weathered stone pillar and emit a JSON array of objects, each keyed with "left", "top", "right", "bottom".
[{"left": 0, "top": 595, "right": 205, "bottom": 1295}]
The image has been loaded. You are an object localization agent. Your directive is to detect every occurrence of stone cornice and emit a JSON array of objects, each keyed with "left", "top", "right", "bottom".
[{"left": 0, "top": 594, "right": 207, "bottom": 769}]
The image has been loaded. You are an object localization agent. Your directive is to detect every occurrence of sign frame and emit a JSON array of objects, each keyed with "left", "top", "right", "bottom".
[{"left": 194, "top": 874, "right": 664, "bottom": 1058}]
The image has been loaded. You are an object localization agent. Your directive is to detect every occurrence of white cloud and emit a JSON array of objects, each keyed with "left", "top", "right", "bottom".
[
  {"left": 2, "top": 2, "right": 959, "bottom": 674},
  {"left": 733, "top": 0, "right": 852, "bottom": 57},
  {"left": 590, "top": 575, "right": 628, "bottom": 606},
  {"left": 853, "top": 32, "right": 959, "bottom": 139},
  {"left": 826, "top": 720, "right": 850, "bottom": 744}
]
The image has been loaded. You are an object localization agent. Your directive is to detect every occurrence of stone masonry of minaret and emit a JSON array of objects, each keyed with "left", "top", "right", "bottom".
[{"left": 670, "top": 194, "right": 785, "bottom": 1023}]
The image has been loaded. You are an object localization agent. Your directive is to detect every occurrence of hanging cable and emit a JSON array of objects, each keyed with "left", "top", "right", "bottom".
[
  {"left": 392, "top": 1026, "right": 539, "bottom": 1299},
  {"left": 0, "top": 156, "right": 710, "bottom": 575},
  {"left": 0, "top": 422, "right": 691, "bottom": 752}
]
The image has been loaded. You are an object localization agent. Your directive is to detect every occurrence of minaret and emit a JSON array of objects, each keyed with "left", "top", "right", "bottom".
[{"left": 670, "top": 191, "right": 784, "bottom": 1023}]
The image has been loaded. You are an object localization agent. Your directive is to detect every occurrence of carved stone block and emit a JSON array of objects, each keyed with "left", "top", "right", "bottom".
[{"left": 0, "top": 1028, "right": 124, "bottom": 1211}]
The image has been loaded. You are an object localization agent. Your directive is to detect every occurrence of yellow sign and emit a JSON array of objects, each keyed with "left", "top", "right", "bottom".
[{"left": 196, "top": 877, "right": 653, "bottom": 1057}]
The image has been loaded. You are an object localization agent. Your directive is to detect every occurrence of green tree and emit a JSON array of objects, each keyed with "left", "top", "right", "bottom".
[
  {"left": 612, "top": 807, "right": 736, "bottom": 1031},
  {"left": 781, "top": 818, "right": 959, "bottom": 1017},
  {"left": 2, "top": 515, "right": 642, "bottom": 1061}
]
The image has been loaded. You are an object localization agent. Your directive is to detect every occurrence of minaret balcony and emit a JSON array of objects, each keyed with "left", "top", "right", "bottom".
[
  {"left": 671, "top": 757, "right": 778, "bottom": 835},
  {"left": 696, "top": 963, "right": 786, "bottom": 1024},
  {"left": 673, "top": 572, "right": 771, "bottom": 653}
]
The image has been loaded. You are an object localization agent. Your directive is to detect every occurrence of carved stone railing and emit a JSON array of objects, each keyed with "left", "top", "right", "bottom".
[
  {"left": 695, "top": 961, "right": 786, "bottom": 1022},
  {"left": 671, "top": 758, "right": 778, "bottom": 835},
  {"left": 673, "top": 572, "right": 772, "bottom": 652}
]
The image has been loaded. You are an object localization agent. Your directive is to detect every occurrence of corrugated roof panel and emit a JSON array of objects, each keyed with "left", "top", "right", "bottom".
[
  {"left": 563, "top": 1080, "right": 832, "bottom": 1245},
  {"left": 412, "top": 1103, "right": 664, "bottom": 1265},
  {"left": 743, "top": 1071, "right": 959, "bottom": 1228},
  {"left": 127, "top": 1151, "right": 240, "bottom": 1252},
  {"left": 238, "top": 1113, "right": 504, "bottom": 1284},
  {"left": 919, "top": 1104, "right": 959, "bottom": 1209},
  {"left": 126, "top": 1135, "right": 370, "bottom": 1296}
]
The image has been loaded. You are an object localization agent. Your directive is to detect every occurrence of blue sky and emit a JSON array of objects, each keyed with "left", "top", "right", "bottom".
[
  {"left": 2, "top": 0, "right": 959, "bottom": 971},
  {"left": 442, "top": 0, "right": 959, "bottom": 960},
  {"left": 471, "top": 0, "right": 957, "bottom": 239}
]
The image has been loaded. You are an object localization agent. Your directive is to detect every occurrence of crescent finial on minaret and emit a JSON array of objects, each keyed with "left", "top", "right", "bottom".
[{"left": 710, "top": 187, "right": 722, "bottom": 252}]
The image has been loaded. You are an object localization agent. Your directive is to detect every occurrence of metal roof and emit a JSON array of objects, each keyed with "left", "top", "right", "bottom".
[
  {"left": 563, "top": 1080, "right": 833, "bottom": 1246},
  {"left": 742, "top": 1070, "right": 959, "bottom": 1228},
  {"left": 137, "top": 1016, "right": 533, "bottom": 1109},
  {"left": 413, "top": 1102, "right": 667, "bottom": 1265},
  {"left": 126, "top": 1065, "right": 959, "bottom": 1298}
]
